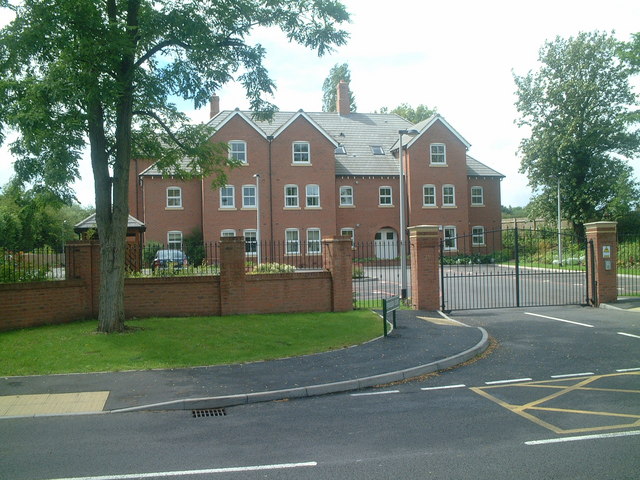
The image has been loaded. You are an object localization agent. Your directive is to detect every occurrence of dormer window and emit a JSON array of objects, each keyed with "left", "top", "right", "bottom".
[{"left": 371, "top": 146, "right": 384, "bottom": 155}]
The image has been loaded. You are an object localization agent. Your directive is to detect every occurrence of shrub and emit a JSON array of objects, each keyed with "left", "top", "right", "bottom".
[{"left": 250, "top": 262, "right": 296, "bottom": 274}]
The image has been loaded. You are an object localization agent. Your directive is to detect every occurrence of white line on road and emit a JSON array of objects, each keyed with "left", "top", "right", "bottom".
[
  {"left": 350, "top": 390, "right": 400, "bottom": 397},
  {"left": 524, "top": 312, "right": 594, "bottom": 328},
  {"left": 550, "top": 372, "right": 594, "bottom": 378},
  {"left": 421, "top": 384, "right": 466, "bottom": 391},
  {"left": 618, "top": 332, "right": 640, "bottom": 339},
  {"left": 485, "top": 378, "right": 532, "bottom": 385},
  {"left": 525, "top": 430, "right": 640, "bottom": 446},
  {"left": 39, "top": 462, "right": 318, "bottom": 480},
  {"left": 616, "top": 367, "right": 640, "bottom": 372}
]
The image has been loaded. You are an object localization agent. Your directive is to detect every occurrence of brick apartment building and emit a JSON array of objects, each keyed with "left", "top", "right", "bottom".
[{"left": 129, "top": 82, "right": 504, "bottom": 259}]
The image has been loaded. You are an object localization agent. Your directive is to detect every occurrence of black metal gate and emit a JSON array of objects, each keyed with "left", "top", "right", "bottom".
[{"left": 440, "top": 227, "right": 592, "bottom": 311}]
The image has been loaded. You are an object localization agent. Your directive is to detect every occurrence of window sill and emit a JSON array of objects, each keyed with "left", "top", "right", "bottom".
[
  {"left": 305, "top": 206, "right": 322, "bottom": 210},
  {"left": 241, "top": 207, "right": 257, "bottom": 211},
  {"left": 429, "top": 163, "right": 448, "bottom": 167},
  {"left": 472, "top": 244, "right": 486, "bottom": 247},
  {"left": 284, "top": 207, "right": 302, "bottom": 210},
  {"left": 219, "top": 207, "right": 237, "bottom": 211},
  {"left": 471, "top": 204, "right": 485, "bottom": 207},
  {"left": 422, "top": 205, "right": 438, "bottom": 209},
  {"left": 442, "top": 205, "right": 457, "bottom": 208},
  {"left": 378, "top": 204, "right": 394, "bottom": 208},
  {"left": 291, "top": 163, "right": 312, "bottom": 166},
  {"left": 165, "top": 207, "right": 184, "bottom": 211},
  {"left": 339, "top": 205, "right": 355, "bottom": 208}
]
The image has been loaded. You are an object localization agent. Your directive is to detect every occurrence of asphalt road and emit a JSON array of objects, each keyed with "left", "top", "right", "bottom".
[{"left": 1, "top": 305, "right": 639, "bottom": 480}]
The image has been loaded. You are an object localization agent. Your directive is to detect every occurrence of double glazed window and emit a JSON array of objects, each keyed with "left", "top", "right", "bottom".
[
  {"left": 423, "top": 185, "right": 436, "bottom": 207},
  {"left": 285, "top": 229, "right": 300, "bottom": 254},
  {"left": 306, "top": 184, "right": 320, "bottom": 208},
  {"left": 220, "top": 185, "right": 235, "bottom": 208},
  {"left": 472, "top": 226, "right": 485, "bottom": 246},
  {"left": 307, "top": 229, "right": 321, "bottom": 254},
  {"left": 339, "top": 186, "right": 353, "bottom": 206},
  {"left": 379, "top": 186, "right": 392, "bottom": 206},
  {"left": 430, "top": 144, "right": 446, "bottom": 164},
  {"left": 284, "top": 185, "right": 299, "bottom": 208},
  {"left": 443, "top": 185, "right": 456, "bottom": 207},
  {"left": 167, "top": 231, "right": 183, "bottom": 250},
  {"left": 443, "top": 226, "right": 457, "bottom": 251},
  {"left": 471, "top": 186, "right": 484, "bottom": 206},
  {"left": 229, "top": 141, "right": 247, "bottom": 164},
  {"left": 292, "top": 142, "right": 310, "bottom": 163},
  {"left": 166, "top": 187, "right": 182, "bottom": 208},
  {"left": 242, "top": 185, "right": 256, "bottom": 208}
]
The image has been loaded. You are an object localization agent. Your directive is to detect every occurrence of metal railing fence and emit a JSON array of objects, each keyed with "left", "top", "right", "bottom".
[
  {"left": 0, "top": 248, "right": 67, "bottom": 283},
  {"left": 618, "top": 233, "right": 640, "bottom": 296}
]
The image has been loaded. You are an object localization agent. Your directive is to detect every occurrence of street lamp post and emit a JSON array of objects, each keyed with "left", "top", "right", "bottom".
[
  {"left": 398, "top": 129, "right": 419, "bottom": 301},
  {"left": 253, "top": 174, "right": 261, "bottom": 265}
]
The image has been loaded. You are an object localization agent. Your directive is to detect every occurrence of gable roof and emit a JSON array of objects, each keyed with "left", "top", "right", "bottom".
[
  {"left": 141, "top": 109, "right": 502, "bottom": 180},
  {"left": 74, "top": 213, "right": 146, "bottom": 233}
]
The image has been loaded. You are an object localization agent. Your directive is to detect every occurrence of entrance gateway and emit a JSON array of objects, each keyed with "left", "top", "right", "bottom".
[{"left": 440, "top": 227, "right": 593, "bottom": 311}]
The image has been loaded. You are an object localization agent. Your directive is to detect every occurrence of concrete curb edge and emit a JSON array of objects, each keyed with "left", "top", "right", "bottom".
[{"left": 109, "top": 326, "right": 490, "bottom": 414}]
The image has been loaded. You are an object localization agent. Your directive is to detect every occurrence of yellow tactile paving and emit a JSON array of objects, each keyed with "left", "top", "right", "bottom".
[
  {"left": 0, "top": 391, "right": 109, "bottom": 417},
  {"left": 471, "top": 372, "right": 640, "bottom": 434},
  {"left": 417, "top": 315, "right": 463, "bottom": 326}
]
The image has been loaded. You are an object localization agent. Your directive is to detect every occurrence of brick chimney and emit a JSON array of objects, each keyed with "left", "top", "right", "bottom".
[
  {"left": 337, "top": 80, "right": 350, "bottom": 116},
  {"left": 210, "top": 95, "right": 220, "bottom": 118}
]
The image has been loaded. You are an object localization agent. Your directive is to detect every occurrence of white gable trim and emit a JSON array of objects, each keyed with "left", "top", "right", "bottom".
[
  {"left": 407, "top": 115, "right": 471, "bottom": 149},
  {"left": 208, "top": 110, "right": 268, "bottom": 140},
  {"left": 272, "top": 111, "right": 339, "bottom": 146}
]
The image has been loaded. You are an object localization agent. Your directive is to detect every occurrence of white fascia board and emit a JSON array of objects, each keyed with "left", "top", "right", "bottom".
[
  {"left": 272, "top": 111, "right": 339, "bottom": 146},
  {"left": 208, "top": 110, "right": 268, "bottom": 140},
  {"left": 407, "top": 114, "right": 471, "bottom": 150}
]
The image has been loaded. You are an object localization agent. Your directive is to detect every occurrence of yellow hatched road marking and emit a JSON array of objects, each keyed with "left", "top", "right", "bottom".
[{"left": 471, "top": 372, "right": 640, "bottom": 435}]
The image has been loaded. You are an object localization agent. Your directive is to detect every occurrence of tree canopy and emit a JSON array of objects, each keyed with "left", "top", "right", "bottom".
[
  {"left": 377, "top": 103, "right": 437, "bottom": 123},
  {"left": 322, "top": 62, "right": 356, "bottom": 112},
  {"left": 514, "top": 31, "right": 640, "bottom": 231},
  {"left": 0, "top": 0, "right": 349, "bottom": 332}
]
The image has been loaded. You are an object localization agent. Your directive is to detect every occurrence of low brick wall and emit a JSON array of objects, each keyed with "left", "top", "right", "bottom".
[
  {"left": 0, "top": 280, "right": 89, "bottom": 331},
  {"left": 0, "top": 236, "right": 351, "bottom": 332}
]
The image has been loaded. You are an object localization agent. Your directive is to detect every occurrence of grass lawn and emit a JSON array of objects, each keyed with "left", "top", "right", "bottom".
[{"left": 0, "top": 310, "right": 382, "bottom": 376}]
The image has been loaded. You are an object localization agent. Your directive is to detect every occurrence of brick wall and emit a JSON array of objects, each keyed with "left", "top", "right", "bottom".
[{"left": 0, "top": 236, "right": 349, "bottom": 332}]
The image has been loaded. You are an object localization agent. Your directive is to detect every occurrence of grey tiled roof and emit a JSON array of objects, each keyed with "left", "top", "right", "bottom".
[
  {"left": 466, "top": 156, "right": 505, "bottom": 178},
  {"left": 142, "top": 110, "right": 503, "bottom": 179}
]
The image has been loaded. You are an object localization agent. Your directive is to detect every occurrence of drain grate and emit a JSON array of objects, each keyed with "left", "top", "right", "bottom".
[{"left": 191, "top": 408, "right": 226, "bottom": 418}]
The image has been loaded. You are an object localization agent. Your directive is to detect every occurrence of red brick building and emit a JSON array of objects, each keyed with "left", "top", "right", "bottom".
[{"left": 129, "top": 83, "right": 504, "bottom": 258}]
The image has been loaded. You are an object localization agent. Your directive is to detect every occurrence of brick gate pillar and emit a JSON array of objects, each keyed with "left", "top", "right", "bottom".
[
  {"left": 323, "top": 236, "right": 353, "bottom": 312},
  {"left": 65, "top": 240, "right": 101, "bottom": 317},
  {"left": 219, "top": 236, "right": 246, "bottom": 315},
  {"left": 585, "top": 221, "right": 618, "bottom": 305},
  {"left": 408, "top": 225, "right": 441, "bottom": 311}
]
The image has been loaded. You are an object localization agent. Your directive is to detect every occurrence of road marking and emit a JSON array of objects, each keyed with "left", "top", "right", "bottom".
[
  {"left": 618, "top": 332, "right": 640, "bottom": 339},
  {"left": 485, "top": 378, "right": 532, "bottom": 385},
  {"left": 617, "top": 367, "right": 640, "bottom": 372},
  {"left": 421, "top": 384, "right": 466, "bottom": 391},
  {"left": 524, "top": 312, "right": 594, "bottom": 328},
  {"left": 525, "top": 430, "right": 640, "bottom": 446},
  {"left": 38, "top": 462, "right": 318, "bottom": 480},
  {"left": 472, "top": 373, "right": 640, "bottom": 435},
  {"left": 351, "top": 390, "right": 400, "bottom": 397},
  {"left": 551, "top": 372, "right": 594, "bottom": 378}
]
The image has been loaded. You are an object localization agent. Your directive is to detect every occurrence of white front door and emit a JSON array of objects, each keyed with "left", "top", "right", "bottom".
[{"left": 375, "top": 229, "right": 397, "bottom": 259}]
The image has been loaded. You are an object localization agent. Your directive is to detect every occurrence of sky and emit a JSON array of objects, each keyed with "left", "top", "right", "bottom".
[{"left": 0, "top": 0, "right": 638, "bottom": 207}]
